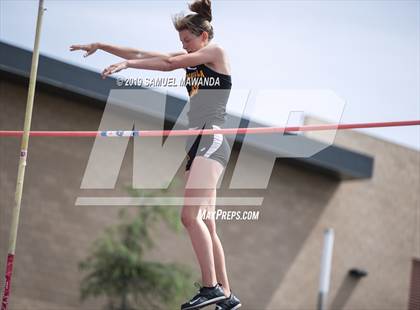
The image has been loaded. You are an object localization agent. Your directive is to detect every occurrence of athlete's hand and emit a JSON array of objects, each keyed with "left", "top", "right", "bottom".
[
  {"left": 69, "top": 43, "right": 100, "bottom": 57},
  {"left": 101, "top": 61, "right": 129, "bottom": 79}
]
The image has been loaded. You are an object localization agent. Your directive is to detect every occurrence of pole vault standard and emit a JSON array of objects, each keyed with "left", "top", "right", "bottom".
[
  {"left": 0, "top": 120, "right": 419, "bottom": 137},
  {"left": 1, "top": 1, "right": 45, "bottom": 310}
]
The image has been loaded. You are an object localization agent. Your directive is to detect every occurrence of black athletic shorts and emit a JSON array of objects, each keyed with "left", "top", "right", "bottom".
[{"left": 185, "top": 124, "right": 231, "bottom": 172}]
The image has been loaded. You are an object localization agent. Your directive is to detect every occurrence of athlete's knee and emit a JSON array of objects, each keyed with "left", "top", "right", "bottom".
[
  {"left": 181, "top": 213, "right": 197, "bottom": 228},
  {"left": 181, "top": 208, "right": 201, "bottom": 229}
]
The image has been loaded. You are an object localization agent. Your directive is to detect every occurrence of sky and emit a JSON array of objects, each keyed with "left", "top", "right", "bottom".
[{"left": 1, "top": 0, "right": 419, "bottom": 150}]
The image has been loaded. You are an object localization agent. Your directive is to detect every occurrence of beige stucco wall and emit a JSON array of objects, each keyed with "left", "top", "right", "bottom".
[
  {"left": 1, "top": 79, "right": 419, "bottom": 310},
  {"left": 266, "top": 117, "right": 419, "bottom": 310}
]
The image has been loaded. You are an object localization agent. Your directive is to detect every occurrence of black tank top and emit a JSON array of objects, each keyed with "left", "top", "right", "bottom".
[{"left": 185, "top": 64, "right": 232, "bottom": 128}]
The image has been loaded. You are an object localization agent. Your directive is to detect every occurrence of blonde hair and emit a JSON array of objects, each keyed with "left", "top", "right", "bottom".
[{"left": 172, "top": 0, "right": 214, "bottom": 41}]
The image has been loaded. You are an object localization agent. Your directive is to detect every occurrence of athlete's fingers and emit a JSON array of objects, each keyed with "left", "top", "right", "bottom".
[
  {"left": 102, "top": 61, "right": 126, "bottom": 79},
  {"left": 102, "top": 66, "right": 115, "bottom": 79},
  {"left": 69, "top": 44, "right": 82, "bottom": 51},
  {"left": 112, "top": 65, "right": 122, "bottom": 73},
  {"left": 84, "top": 50, "right": 94, "bottom": 57},
  {"left": 101, "top": 68, "right": 109, "bottom": 79},
  {"left": 84, "top": 46, "right": 98, "bottom": 58}
]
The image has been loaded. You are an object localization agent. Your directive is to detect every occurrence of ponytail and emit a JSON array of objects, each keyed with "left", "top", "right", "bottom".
[{"left": 172, "top": 0, "right": 214, "bottom": 41}]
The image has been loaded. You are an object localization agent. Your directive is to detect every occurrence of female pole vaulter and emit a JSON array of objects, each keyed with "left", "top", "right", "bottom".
[{"left": 70, "top": 1, "right": 241, "bottom": 309}]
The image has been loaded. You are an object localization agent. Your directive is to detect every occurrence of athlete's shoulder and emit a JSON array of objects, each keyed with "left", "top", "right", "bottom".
[{"left": 203, "top": 43, "right": 224, "bottom": 54}]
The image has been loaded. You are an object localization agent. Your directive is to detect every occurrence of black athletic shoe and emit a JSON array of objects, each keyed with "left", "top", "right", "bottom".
[
  {"left": 181, "top": 283, "right": 227, "bottom": 310},
  {"left": 215, "top": 291, "right": 242, "bottom": 310}
]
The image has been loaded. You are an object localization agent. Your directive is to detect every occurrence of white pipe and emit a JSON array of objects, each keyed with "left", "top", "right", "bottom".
[{"left": 317, "top": 228, "right": 335, "bottom": 310}]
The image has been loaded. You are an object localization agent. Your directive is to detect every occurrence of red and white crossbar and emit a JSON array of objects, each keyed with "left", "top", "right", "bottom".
[{"left": 1, "top": 120, "right": 419, "bottom": 138}]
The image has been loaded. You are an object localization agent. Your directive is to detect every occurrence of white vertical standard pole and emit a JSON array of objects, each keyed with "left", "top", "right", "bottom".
[
  {"left": 1, "top": 1, "right": 45, "bottom": 309},
  {"left": 317, "top": 228, "right": 335, "bottom": 310}
]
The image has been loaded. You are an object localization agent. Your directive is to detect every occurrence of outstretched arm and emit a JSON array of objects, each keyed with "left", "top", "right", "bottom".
[
  {"left": 70, "top": 42, "right": 187, "bottom": 59},
  {"left": 101, "top": 45, "right": 220, "bottom": 78},
  {"left": 99, "top": 43, "right": 187, "bottom": 59}
]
